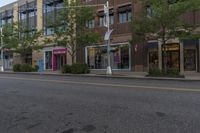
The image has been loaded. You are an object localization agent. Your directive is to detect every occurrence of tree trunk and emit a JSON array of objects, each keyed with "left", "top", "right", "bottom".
[{"left": 71, "top": 54, "right": 75, "bottom": 64}]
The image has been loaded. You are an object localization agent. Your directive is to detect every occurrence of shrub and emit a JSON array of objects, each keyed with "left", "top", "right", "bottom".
[
  {"left": 149, "top": 68, "right": 163, "bottom": 76},
  {"left": 61, "top": 65, "right": 71, "bottom": 73},
  {"left": 13, "top": 64, "right": 21, "bottom": 72},
  {"left": 167, "top": 68, "right": 179, "bottom": 76},
  {"left": 149, "top": 68, "right": 180, "bottom": 77},
  {"left": 71, "top": 63, "right": 90, "bottom": 74},
  {"left": 20, "top": 64, "right": 33, "bottom": 72},
  {"left": 32, "top": 65, "right": 39, "bottom": 72}
]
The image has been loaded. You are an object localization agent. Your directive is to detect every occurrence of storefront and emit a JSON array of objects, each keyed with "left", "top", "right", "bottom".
[
  {"left": 43, "top": 47, "right": 67, "bottom": 71},
  {"left": 85, "top": 43, "right": 131, "bottom": 70},
  {"left": 147, "top": 40, "right": 200, "bottom": 72}
]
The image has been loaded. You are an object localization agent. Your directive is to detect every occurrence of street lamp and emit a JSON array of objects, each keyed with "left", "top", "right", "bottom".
[
  {"left": 0, "top": 27, "right": 4, "bottom": 72},
  {"left": 104, "top": 1, "right": 113, "bottom": 75}
]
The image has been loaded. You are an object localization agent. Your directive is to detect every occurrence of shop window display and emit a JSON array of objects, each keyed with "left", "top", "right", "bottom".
[
  {"left": 45, "top": 51, "right": 52, "bottom": 69},
  {"left": 184, "top": 49, "right": 196, "bottom": 71},
  {"left": 87, "top": 44, "right": 130, "bottom": 70},
  {"left": 149, "top": 51, "right": 158, "bottom": 69}
]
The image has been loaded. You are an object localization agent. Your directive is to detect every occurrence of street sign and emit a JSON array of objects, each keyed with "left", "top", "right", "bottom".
[{"left": 104, "top": 29, "right": 113, "bottom": 41}]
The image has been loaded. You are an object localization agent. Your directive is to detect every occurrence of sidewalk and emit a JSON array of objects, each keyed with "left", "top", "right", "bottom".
[{"left": 1, "top": 69, "right": 200, "bottom": 81}]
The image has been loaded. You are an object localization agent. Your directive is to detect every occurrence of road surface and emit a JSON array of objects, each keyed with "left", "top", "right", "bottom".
[{"left": 0, "top": 73, "right": 200, "bottom": 133}]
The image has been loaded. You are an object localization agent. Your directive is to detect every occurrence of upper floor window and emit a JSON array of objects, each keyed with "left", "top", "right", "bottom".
[
  {"left": 146, "top": 6, "right": 152, "bottom": 17},
  {"left": 7, "top": 18, "right": 12, "bottom": 24},
  {"left": 46, "top": 27, "right": 54, "bottom": 35},
  {"left": 99, "top": 16, "right": 104, "bottom": 27},
  {"left": 118, "top": 5, "right": 132, "bottom": 23},
  {"left": 98, "top": 14, "right": 114, "bottom": 27},
  {"left": 84, "top": 0, "right": 92, "bottom": 2},
  {"left": 29, "top": 11, "right": 35, "bottom": 17},
  {"left": 109, "top": 14, "right": 114, "bottom": 25},
  {"left": 86, "top": 19, "right": 95, "bottom": 28}
]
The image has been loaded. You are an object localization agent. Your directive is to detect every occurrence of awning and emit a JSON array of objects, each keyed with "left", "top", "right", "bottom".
[
  {"left": 182, "top": 40, "right": 198, "bottom": 46},
  {"left": 147, "top": 42, "right": 158, "bottom": 49},
  {"left": 117, "top": 5, "right": 132, "bottom": 12}
]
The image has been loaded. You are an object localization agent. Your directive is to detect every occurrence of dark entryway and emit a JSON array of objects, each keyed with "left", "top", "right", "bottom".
[{"left": 162, "top": 44, "right": 180, "bottom": 71}]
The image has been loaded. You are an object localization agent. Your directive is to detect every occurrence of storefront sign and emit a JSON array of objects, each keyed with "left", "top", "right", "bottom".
[{"left": 53, "top": 48, "right": 67, "bottom": 55}]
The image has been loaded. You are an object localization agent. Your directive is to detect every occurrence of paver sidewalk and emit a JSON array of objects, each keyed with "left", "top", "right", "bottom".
[{"left": 1, "top": 70, "right": 200, "bottom": 81}]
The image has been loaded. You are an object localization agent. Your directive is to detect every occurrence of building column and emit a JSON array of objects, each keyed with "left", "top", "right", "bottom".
[
  {"left": 13, "top": 3, "right": 18, "bottom": 23},
  {"left": 158, "top": 42, "right": 162, "bottom": 70},
  {"left": 180, "top": 42, "right": 184, "bottom": 75},
  {"left": 37, "top": 0, "right": 43, "bottom": 31}
]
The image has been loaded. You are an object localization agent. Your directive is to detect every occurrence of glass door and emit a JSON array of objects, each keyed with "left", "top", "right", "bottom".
[
  {"left": 162, "top": 44, "right": 180, "bottom": 71},
  {"left": 184, "top": 49, "right": 196, "bottom": 71},
  {"left": 56, "top": 55, "right": 61, "bottom": 70}
]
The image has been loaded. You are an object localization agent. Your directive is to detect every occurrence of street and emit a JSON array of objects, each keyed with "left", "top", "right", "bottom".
[{"left": 0, "top": 74, "right": 200, "bottom": 133}]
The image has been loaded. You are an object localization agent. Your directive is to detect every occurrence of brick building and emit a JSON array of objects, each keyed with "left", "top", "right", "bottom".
[
  {"left": 81, "top": 0, "right": 200, "bottom": 74},
  {"left": 1, "top": 0, "right": 200, "bottom": 73}
]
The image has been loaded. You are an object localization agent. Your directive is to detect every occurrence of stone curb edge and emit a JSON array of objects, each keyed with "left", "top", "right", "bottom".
[{"left": 0, "top": 71, "right": 199, "bottom": 82}]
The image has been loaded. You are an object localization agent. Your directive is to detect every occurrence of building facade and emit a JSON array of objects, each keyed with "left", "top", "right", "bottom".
[
  {"left": 1, "top": 0, "right": 200, "bottom": 73},
  {"left": 80, "top": 0, "right": 200, "bottom": 74}
]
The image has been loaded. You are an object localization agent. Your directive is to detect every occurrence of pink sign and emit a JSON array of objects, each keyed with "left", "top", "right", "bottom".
[
  {"left": 53, "top": 48, "right": 67, "bottom": 55},
  {"left": 52, "top": 48, "right": 67, "bottom": 71}
]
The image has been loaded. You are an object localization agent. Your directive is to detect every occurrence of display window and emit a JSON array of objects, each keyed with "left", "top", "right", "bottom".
[
  {"left": 86, "top": 44, "right": 130, "bottom": 70},
  {"left": 45, "top": 51, "right": 52, "bottom": 70},
  {"left": 184, "top": 49, "right": 196, "bottom": 71},
  {"left": 149, "top": 51, "right": 158, "bottom": 69}
]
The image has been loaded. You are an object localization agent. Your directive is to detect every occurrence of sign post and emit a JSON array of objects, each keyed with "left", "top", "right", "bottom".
[
  {"left": 104, "top": 1, "right": 113, "bottom": 75},
  {"left": 0, "top": 27, "right": 4, "bottom": 72}
]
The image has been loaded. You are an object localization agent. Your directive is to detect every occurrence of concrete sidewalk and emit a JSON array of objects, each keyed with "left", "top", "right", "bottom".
[{"left": 1, "top": 69, "right": 200, "bottom": 81}]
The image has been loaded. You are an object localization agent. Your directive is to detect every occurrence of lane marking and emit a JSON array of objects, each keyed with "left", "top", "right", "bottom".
[{"left": 0, "top": 76, "right": 199, "bottom": 93}]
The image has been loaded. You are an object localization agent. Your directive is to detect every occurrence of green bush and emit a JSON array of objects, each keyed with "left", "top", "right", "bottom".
[
  {"left": 71, "top": 63, "right": 90, "bottom": 74},
  {"left": 61, "top": 65, "right": 71, "bottom": 73},
  {"left": 167, "top": 68, "right": 179, "bottom": 76},
  {"left": 13, "top": 64, "right": 40, "bottom": 72},
  {"left": 20, "top": 64, "right": 33, "bottom": 72},
  {"left": 13, "top": 64, "right": 21, "bottom": 72},
  {"left": 32, "top": 65, "right": 39, "bottom": 72},
  {"left": 149, "top": 68, "right": 180, "bottom": 77},
  {"left": 149, "top": 68, "right": 163, "bottom": 76}
]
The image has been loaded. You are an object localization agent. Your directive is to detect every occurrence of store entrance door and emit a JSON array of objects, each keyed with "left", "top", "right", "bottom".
[
  {"left": 165, "top": 51, "right": 180, "bottom": 70},
  {"left": 55, "top": 54, "right": 66, "bottom": 70},
  {"left": 184, "top": 49, "right": 196, "bottom": 71},
  {"left": 163, "top": 44, "right": 180, "bottom": 71}
]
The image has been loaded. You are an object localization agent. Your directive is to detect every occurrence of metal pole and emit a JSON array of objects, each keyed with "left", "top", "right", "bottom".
[
  {"left": 0, "top": 27, "right": 4, "bottom": 72},
  {"left": 105, "top": 1, "right": 112, "bottom": 75}
]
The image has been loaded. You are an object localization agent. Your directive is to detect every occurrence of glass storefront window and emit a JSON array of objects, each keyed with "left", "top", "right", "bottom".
[
  {"left": 45, "top": 51, "right": 52, "bottom": 69},
  {"left": 149, "top": 51, "right": 158, "bottom": 69},
  {"left": 184, "top": 49, "right": 196, "bottom": 71},
  {"left": 87, "top": 44, "right": 130, "bottom": 70}
]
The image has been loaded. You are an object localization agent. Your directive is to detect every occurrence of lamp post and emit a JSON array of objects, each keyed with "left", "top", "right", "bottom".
[
  {"left": 104, "top": 1, "right": 113, "bottom": 75},
  {"left": 0, "top": 27, "right": 4, "bottom": 72}
]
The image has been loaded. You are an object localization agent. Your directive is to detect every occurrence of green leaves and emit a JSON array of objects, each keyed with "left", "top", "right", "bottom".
[
  {"left": 132, "top": 0, "right": 200, "bottom": 44},
  {"left": 44, "top": 0, "right": 101, "bottom": 63},
  {"left": 1, "top": 22, "right": 43, "bottom": 63}
]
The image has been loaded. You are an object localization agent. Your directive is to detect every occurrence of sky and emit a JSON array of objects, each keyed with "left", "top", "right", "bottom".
[{"left": 0, "top": 0, "right": 17, "bottom": 7}]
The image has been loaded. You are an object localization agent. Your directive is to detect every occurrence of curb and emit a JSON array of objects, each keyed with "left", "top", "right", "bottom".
[{"left": 0, "top": 71, "right": 200, "bottom": 82}]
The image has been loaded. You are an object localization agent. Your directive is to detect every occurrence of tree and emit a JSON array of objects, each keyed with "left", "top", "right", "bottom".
[
  {"left": 0, "top": 23, "right": 18, "bottom": 51},
  {"left": 15, "top": 23, "right": 43, "bottom": 64},
  {"left": 132, "top": 0, "right": 200, "bottom": 72},
  {"left": 45, "top": 0, "right": 101, "bottom": 64},
  {"left": 1, "top": 23, "right": 43, "bottom": 64}
]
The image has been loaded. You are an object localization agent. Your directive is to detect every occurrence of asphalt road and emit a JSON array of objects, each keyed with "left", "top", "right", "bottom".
[{"left": 0, "top": 74, "right": 200, "bottom": 133}]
